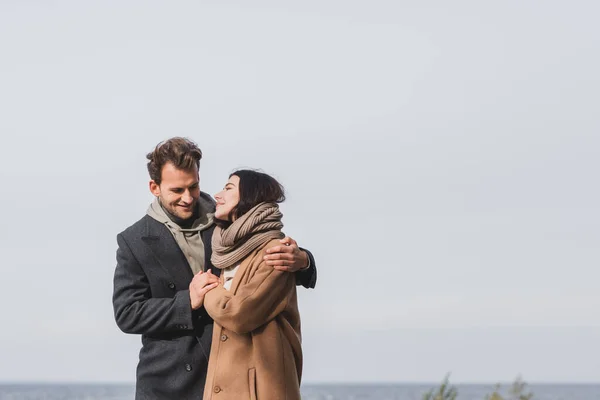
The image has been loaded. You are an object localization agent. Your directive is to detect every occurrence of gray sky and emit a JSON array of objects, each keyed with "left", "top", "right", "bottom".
[{"left": 1, "top": 0, "right": 599, "bottom": 384}]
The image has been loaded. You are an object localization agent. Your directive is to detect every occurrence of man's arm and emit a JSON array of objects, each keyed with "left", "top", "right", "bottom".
[
  {"left": 112, "top": 233, "right": 198, "bottom": 335},
  {"left": 263, "top": 237, "right": 317, "bottom": 289},
  {"left": 296, "top": 247, "right": 317, "bottom": 289}
]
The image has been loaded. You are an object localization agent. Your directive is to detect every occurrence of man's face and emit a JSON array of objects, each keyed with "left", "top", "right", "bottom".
[{"left": 150, "top": 162, "right": 200, "bottom": 220}]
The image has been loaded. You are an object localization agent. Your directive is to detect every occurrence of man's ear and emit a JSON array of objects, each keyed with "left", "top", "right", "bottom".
[{"left": 149, "top": 180, "right": 160, "bottom": 197}]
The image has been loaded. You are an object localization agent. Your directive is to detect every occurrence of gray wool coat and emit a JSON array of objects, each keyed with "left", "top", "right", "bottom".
[{"left": 112, "top": 214, "right": 316, "bottom": 400}]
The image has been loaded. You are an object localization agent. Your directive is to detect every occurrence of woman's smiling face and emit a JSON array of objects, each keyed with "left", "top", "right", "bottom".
[{"left": 214, "top": 175, "right": 240, "bottom": 221}]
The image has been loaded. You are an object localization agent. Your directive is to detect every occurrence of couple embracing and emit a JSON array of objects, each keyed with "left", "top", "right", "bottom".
[{"left": 112, "top": 137, "right": 317, "bottom": 400}]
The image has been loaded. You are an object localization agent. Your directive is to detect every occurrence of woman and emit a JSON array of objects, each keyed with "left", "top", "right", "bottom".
[{"left": 202, "top": 169, "right": 302, "bottom": 400}]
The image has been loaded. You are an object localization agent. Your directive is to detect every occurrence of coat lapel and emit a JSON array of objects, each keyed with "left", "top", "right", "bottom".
[
  {"left": 228, "top": 251, "right": 255, "bottom": 294},
  {"left": 142, "top": 217, "right": 194, "bottom": 285}
]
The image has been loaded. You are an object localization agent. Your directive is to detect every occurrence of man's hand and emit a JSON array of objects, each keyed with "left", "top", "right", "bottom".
[
  {"left": 264, "top": 237, "right": 309, "bottom": 272},
  {"left": 189, "top": 270, "right": 219, "bottom": 310}
]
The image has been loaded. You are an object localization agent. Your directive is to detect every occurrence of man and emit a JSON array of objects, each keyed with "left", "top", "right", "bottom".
[{"left": 113, "top": 137, "right": 316, "bottom": 400}]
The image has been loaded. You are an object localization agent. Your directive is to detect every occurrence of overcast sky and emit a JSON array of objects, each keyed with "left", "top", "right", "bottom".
[{"left": 0, "top": 0, "right": 599, "bottom": 384}]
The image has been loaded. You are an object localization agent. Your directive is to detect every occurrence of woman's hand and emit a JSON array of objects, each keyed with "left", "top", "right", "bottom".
[{"left": 189, "top": 270, "right": 219, "bottom": 310}]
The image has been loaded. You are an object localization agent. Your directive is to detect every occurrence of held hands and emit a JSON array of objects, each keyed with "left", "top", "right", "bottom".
[
  {"left": 189, "top": 237, "right": 308, "bottom": 310},
  {"left": 263, "top": 236, "right": 309, "bottom": 273},
  {"left": 189, "top": 270, "right": 219, "bottom": 310}
]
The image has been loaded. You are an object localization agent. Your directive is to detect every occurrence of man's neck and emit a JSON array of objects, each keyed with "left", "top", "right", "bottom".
[{"left": 160, "top": 201, "right": 198, "bottom": 229}]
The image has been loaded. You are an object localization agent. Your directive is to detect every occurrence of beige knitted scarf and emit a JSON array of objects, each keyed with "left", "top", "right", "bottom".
[{"left": 211, "top": 202, "right": 284, "bottom": 269}]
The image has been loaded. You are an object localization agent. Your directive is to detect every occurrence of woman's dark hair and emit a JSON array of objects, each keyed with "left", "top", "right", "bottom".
[{"left": 217, "top": 169, "right": 285, "bottom": 226}]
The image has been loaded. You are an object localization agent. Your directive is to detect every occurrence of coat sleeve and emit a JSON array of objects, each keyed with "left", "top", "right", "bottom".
[
  {"left": 203, "top": 259, "right": 296, "bottom": 335},
  {"left": 295, "top": 247, "right": 317, "bottom": 289},
  {"left": 112, "top": 233, "right": 194, "bottom": 335}
]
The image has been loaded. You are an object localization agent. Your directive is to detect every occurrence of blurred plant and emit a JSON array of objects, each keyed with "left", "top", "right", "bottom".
[
  {"left": 508, "top": 375, "right": 533, "bottom": 400},
  {"left": 423, "top": 374, "right": 533, "bottom": 400},
  {"left": 485, "top": 375, "right": 533, "bottom": 400},
  {"left": 485, "top": 384, "right": 503, "bottom": 400},
  {"left": 422, "top": 374, "right": 458, "bottom": 400}
]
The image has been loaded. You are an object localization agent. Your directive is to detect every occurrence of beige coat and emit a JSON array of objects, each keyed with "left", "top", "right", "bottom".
[{"left": 203, "top": 239, "right": 302, "bottom": 400}]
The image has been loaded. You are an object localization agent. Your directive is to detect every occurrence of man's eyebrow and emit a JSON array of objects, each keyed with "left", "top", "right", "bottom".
[{"left": 170, "top": 182, "right": 198, "bottom": 190}]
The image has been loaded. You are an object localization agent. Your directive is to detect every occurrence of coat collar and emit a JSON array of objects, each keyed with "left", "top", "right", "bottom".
[
  {"left": 226, "top": 247, "right": 261, "bottom": 294},
  {"left": 141, "top": 216, "right": 194, "bottom": 283}
]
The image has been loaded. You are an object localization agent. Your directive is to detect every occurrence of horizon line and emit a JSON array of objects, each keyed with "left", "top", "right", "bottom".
[{"left": 1, "top": 380, "right": 598, "bottom": 386}]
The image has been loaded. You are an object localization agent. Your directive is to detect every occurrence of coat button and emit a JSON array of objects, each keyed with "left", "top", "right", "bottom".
[
  {"left": 185, "top": 364, "right": 192, "bottom": 372},
  {"left": 168, "top": 282, "right": 175, "bottom": 289},
  {"left": 214, "top": 386, "right": 221, "bottom": 393},
  {"left": 220, "top": 334, "right": 228, "bottom": 342}
]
